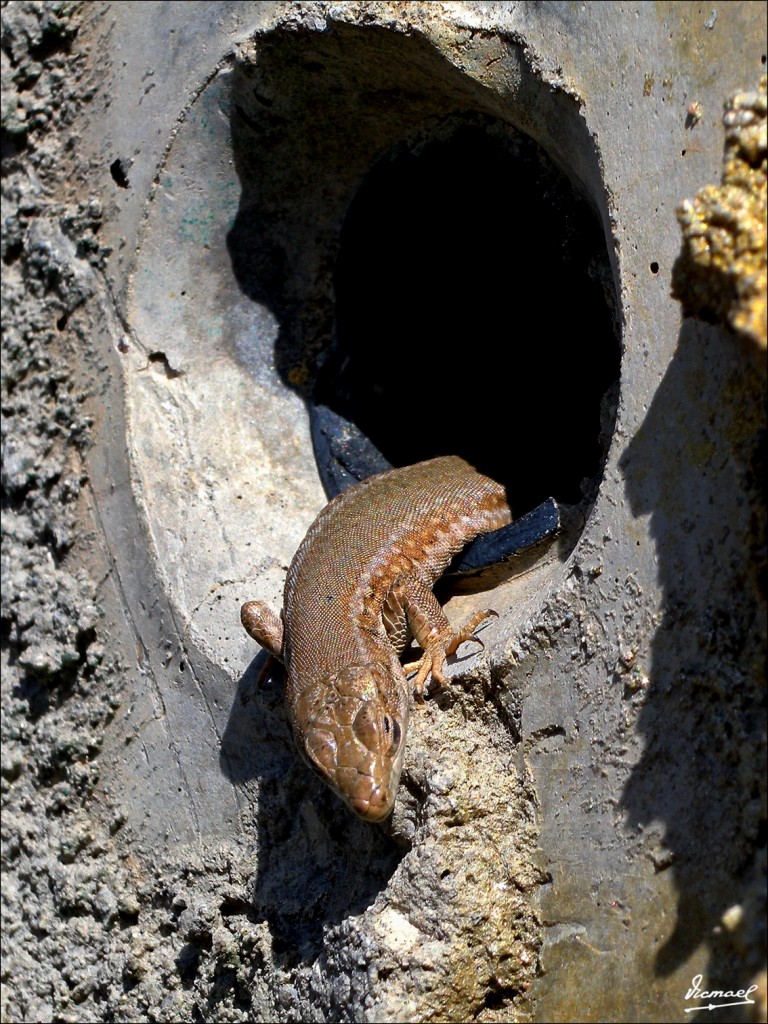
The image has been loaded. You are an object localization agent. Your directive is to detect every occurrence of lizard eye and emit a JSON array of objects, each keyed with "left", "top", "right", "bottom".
[
  {"left": 382, "top": 714, "right": 402, "bottom": 755},
  {"left": 353, "top": 704, "right": 402, "bottom": 756}
]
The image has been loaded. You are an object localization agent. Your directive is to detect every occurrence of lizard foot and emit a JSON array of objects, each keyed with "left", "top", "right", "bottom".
[{"left": 404, "top": 609, "right": 498, "bottom": 700}]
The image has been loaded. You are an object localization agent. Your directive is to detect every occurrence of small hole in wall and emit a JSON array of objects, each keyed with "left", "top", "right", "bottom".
[
  {"left": 650, "top": 261, "right": 659, "bottom": 274},
  {"left": 325, "top": 119, "right": 620, "bottom": 516},
  {"left": 110, "top": 158, "right": 130, "bottom": 189}
]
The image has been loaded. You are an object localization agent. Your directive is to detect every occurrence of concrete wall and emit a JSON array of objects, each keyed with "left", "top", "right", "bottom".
[{"left": 2, "top": 3, "right": 765, "bottom": 1021}]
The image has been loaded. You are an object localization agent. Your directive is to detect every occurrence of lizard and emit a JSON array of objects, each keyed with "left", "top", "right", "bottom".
[{"left": 240, "top": 455, "right": 512, "bottom": 822}]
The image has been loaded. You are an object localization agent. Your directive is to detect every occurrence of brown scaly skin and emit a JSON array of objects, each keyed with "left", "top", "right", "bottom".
[{"left": 241, "top": 456, "right": 512, "bottom": 822}]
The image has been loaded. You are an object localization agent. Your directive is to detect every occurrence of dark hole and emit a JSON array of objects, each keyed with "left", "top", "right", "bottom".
[
  {"left": 110, "top": 158, "right": 130, "bottom": 189},
  {"left": 324, "top": 122, "right": 619, "bottom": 515},
  {"left": 483, "top": 981, "right": 521, "bottom": 1010},
  {"left": 29, "top": 23, "right": 77, "bottom": 62},
  {"left": 650, "top": 261, "right": 659, "bottom": 274},
  {"left": 219, "top": 896, "right": 254, "bottom": 917},
  {"left": 3, "top": 241, "right": 23, "bottom": 265}
]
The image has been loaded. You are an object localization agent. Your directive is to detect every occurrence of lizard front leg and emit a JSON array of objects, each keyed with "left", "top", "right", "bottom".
[
  {"left": 241, "top": 601, "right": 284, "bottom": 662},
  {"left": 386, "top": 575, "right": 497, "bottom": 700}
]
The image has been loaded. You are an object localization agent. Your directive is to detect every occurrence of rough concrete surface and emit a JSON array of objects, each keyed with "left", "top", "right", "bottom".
[{"left": 1, "top": 2, "right": 766, "bottom": 1023}]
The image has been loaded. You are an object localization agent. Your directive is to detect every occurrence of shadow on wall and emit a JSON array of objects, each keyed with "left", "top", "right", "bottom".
[
  {"left": 620, "top": 318, "right": 766, "bottom": 989},
  {"left": 220, "top": 651, "right": 403, "bottom": 958}
]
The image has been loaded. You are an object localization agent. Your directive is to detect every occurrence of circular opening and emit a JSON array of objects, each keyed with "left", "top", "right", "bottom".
[{"left": 321, "top": 118, "right": 619, "bottom": 516}]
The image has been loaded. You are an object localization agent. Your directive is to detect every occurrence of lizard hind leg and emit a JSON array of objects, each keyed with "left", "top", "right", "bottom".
[{"left": 392, "top": 575, "right": 498, "bottom": 700}]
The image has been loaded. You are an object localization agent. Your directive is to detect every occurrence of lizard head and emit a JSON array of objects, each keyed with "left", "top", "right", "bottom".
[{"left": 292, "top": 662, "right": 410, "bottom": 822}]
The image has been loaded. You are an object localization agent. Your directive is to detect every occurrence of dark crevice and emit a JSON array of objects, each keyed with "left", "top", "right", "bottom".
[
  {"left": 482, "top": 982, "right": 523, "bottom": 1012},
  {"left": 219, "top": 897, "right": 256, "bottom": 920},
  {"left": 3, "top": 239, "right": 24, "bottom": 264},
  {"left": 326, "top": 117, "right": 620, "bottom": 516},
  {"left": 529, "top": 724, "right": 567, "bottom": 743},
  {"left": 28, "top": 24, "right": 78, "bottom": 63}
]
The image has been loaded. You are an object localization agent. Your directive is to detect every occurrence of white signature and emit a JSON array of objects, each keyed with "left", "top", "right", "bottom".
[{"left": 684, "top": 973, "right": 758, "bottom": 1013}]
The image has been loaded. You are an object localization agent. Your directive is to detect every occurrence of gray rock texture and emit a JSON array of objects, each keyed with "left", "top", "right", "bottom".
[{"left": 2, "top": 2, "right": 765, "bottom": 1022}]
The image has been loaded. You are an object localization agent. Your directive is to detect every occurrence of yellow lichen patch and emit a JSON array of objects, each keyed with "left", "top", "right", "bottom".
[{"left": 672, "top": 75, "right": 767, "bottom": 351}]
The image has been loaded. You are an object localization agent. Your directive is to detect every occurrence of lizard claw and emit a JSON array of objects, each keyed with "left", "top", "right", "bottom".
[
  {"left": 403, "top": 648, "right": 446, "bottom": 697},
  {"left": 403, "top": 607, "right": 498, "bottom": 699}
]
